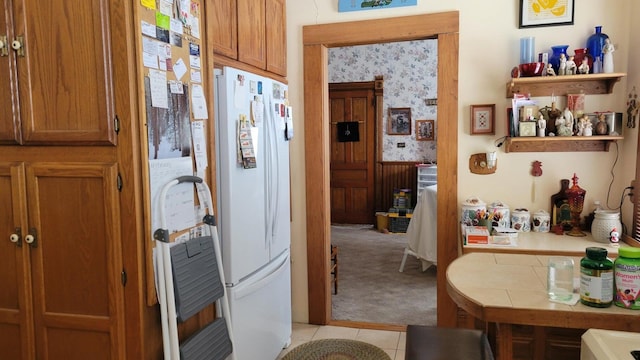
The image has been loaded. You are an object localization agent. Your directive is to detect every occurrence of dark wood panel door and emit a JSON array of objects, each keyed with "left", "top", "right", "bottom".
[{"left": 330, "top": 84, "right": 375, "bottom": 224}]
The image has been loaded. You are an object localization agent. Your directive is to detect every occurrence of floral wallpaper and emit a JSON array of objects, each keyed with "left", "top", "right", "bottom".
[{"left": 328, "top": 40, "right": 438, "bottom": 162}]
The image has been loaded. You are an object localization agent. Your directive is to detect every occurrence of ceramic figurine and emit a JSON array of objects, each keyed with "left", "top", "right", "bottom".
[
  {"left": 558, "top": 53, "right": 567, "bottom": 75},
  {"left": 565, "top": 56, "right": 577, "bottom": 75},
  {"left": 556, "top": 115, "right": 572, "bottom": 136},
  {"left": 595, "top": 114, "right": 608, "bottom": 135},
  {"left": 602, "top": 38, "right": 615, "bottom": 73},
  {"left": 578, "top": 58, "right": 590, "bottom": 74},
  {"left": 563, "top": 107, "right": 574, "bottom": 134},
  {"left": 583, "top": 120, "right": 593, "bottom": 136},
  {"left": 546, "top": 63, "right": 556, "bottom": 76},
  {"left": 537, "top": 115, "right": 546, "bottom": 137}
]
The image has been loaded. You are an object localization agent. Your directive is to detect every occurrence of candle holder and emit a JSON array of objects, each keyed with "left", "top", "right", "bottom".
[{"left": 565, "top": 173, "right": 586, "bottom": 237}]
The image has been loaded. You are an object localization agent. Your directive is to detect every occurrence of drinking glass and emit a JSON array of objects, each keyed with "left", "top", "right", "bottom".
[{"left": 547, "top": 257, "right": 575, "bottom": 301}]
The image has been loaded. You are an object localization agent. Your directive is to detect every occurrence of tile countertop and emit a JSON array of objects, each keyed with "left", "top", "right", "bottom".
[
  {"left": 446, "top": 252, "right": 640, "bottom": 331},
  {"left": 462, "top": 231, "right": 631, "bottom": 257}
]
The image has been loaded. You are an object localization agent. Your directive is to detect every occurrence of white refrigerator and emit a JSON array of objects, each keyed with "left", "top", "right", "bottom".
[{"left": 214, "top": 66, "right": 292, "bottom": 360}]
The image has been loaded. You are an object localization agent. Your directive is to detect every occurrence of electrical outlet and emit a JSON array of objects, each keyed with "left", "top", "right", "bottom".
[{"left": 631, "top": 180, "right": 636, "bottom": 204}]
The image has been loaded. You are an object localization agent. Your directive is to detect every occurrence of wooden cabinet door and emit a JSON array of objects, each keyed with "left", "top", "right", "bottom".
[
  {"left": 11, "top": 0, "right": 116, "bottom": 145},
  {"left": 0, "top": 162, "right": 126, "bottom": 359},
  {"left": 0, "top": 163, "right": 34, "bottom": 359},
  {"left": 237, "top": 0, "right": 266, "bottom": 69},
  {"left": 0, "top": 0, "right": 21, "bottom": 144},
  {"left": 210, "top": 0, "right": 238, "bottom": 59},
  {"left": 266, "top": 0, "right": 286, "bottom": 76}
]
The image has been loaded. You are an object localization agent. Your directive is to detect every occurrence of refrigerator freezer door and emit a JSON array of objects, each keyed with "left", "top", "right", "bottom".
[{"left": 227, "top": 250, "right": 292, "bottom": 360}]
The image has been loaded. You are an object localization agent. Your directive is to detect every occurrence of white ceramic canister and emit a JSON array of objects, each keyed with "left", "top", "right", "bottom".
[
  {"left": 511, "top": 208, "right": 531, "bottom": 232},
  {"left": 532, "top": 209, "right": 551, "bottom": 232},
  {"left": 488, "top": 201, "right": 510, "bottom": 229},
  {"left": 591, "top": 210, "right": 622, "bottom": 243},
  {"left": 461, "top": 197, "right": 486, "bottom": 226}
]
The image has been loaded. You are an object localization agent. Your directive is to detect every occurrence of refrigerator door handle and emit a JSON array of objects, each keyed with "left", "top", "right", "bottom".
[{"left": 232, "top": 252, "right": 289, "bottom": 299}]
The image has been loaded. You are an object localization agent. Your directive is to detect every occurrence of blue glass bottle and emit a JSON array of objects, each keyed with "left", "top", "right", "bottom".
[
  {"left": 586, "top": 26, "right": 609, "bottom": 73},
  {"left": 548, "top": 45, "right": 569, "bottom": 75}
]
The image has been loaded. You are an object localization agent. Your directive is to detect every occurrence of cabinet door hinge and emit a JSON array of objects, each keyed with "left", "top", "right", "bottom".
[
  {"left": 121, "top": 269, "right": 127, "bottom": 286},
  {"left": 114, "top": 115, "right": 120, "bottom": 135},
  {"left": 117, "top": 173, "right": 123, "bottom": 192}
]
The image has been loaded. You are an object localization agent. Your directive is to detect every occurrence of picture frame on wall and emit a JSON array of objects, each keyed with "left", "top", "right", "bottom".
[
  {"left": 416, "top": 119, "right": 434, "bottom": 141},
  {"left": 519, "top": 0, "right": 575, "bottom": 28},
  {"left": 470, "top": 104, "right": 495, "bottom": 135},
  {"left": 388, "top": 107, "right": 412, "bottom": 135}
]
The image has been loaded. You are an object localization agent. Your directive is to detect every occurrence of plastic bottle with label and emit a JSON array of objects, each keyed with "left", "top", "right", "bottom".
[
  {"left": 614, "top": 247, "right": 640, "bottom": 309},
  {"left": 580, "top": 247, "right": 614, "bottom": 308}
]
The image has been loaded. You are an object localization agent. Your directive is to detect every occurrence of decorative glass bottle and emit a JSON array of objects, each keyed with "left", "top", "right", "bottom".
[
  {"left": 566, "top": 173, "right": 587, "bottom": 237},
  {"left": 586, "top": 26, "right": 609, "bottom": 73},
  {"left": 548, "top": 45, "right": 569, "bottom": 75}
]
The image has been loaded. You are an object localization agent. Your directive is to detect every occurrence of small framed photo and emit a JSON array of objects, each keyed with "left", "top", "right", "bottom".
[
  {"left": 519, "top": 0, "right": 574, "bottom": 28},
  {"left": 388, "top": 107, "right": 412, "bottom": 135},
  {"left": 470, "top": 104, "right": 495, "bottom": 135},
  {"left": 416, "top": 120, "right": 435, "bottom": 141}
]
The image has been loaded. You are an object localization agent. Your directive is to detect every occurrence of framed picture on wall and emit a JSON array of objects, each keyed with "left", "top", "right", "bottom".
[
  {"left": 470, "top": 104, "right": 495, "bottom": 135},
  {"left": 519, "top": 0, "right": 575, "bottom": 28},
  {"left": 388, "top": 107, "right": 412, "bottom": 135},
  {"left": 416, "top": 119, "right": 434, "bottom": 141}
]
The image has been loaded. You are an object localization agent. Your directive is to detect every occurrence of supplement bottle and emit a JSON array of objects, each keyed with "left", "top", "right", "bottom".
[
  {"left": 580, "top": 247, "right": 614, "bottom": 307},
  {"left": 614, "top": 247, "right": 640, "bottom": 309}
]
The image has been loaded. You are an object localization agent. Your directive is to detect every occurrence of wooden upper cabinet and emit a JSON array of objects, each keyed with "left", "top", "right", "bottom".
[
  {"left": 210, "top": 0, "right": 238, "bottom": 59},
  {"left": 237, "top": 0, "right": 266, "bottom": 70},
  {"left": 0, "top": 0, "right": 21, "bottom": 144},
  {"left": 1, "top": 0, "right": 116, "bottom": 145},
  {"left": 266, "top": 0, "right": 286, "bottom": 76},
  {"left": 211, "top": 0, "right": 287, "bottom": 77}
]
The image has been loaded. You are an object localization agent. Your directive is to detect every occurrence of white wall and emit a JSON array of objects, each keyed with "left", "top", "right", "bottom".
[{"left": 286, "top": 0, "right": 637, "bottom": 323}]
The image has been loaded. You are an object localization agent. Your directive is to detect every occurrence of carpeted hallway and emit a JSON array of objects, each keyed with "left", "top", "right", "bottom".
[{"left": 331, "top": 224, "right": 437, "bottom": 326}]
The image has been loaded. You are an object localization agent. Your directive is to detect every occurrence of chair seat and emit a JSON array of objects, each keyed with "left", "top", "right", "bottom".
[{"left": 405, "top": 325, "right": 494, "bottom": 360}]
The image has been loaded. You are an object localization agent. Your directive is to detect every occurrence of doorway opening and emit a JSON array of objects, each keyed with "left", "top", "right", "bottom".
[{"left": 303, "top": 12, "right": 460, "bottom": 328}]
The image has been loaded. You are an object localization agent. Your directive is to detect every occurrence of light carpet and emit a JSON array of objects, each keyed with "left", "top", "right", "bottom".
[{"left": 331, "top": 224, "right": 437, "bottom": 326}]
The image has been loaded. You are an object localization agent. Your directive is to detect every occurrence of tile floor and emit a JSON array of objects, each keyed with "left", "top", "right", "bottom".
[{"left": 277, "top": 323, "right": 406, "bottom": 360}]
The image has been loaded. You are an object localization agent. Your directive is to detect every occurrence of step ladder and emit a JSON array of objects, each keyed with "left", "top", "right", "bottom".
[{"left": 153, "top": 176, "right": 235, "bottom": 360}]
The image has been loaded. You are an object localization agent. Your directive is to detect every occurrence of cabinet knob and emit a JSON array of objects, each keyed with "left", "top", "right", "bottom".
[
  {"left": 25, "top": 234, "right": 34, "bottom": 244},
  {"left": 11, "top": 36, "right": 24, "bottom": 57},
  {"left": 10, "top": 233, "right": 20, "bottom": 243}
]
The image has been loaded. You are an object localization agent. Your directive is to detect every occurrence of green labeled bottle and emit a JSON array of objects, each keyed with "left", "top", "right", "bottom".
[
  {"left": 580, "top": 247, "right": 613, "bottom": 308},
  {"left": 614, "top": 247, "right": 640, "bottom": 309}
]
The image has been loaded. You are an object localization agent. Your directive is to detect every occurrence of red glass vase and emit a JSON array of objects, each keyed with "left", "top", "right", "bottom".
[
  {"left": 573, "top": 48, "right": 593, "bottom": 74},
  {"left": 565, "top": 173, "right": 586, "bottom": 237}
]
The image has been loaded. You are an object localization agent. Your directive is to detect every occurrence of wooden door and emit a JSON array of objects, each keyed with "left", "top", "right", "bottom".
[
  {"left": 0, "top": 0, "right": 21, "bottom": 144},
  {"left": 209, "top": 0, "right": 238, "bottom": 59},
  {"left": 26, "top": 162, "right": 125, "bottom": 359},
  {"left": 329, "top": 83, "right": 376, "bottom": 224},
  {"left": 266, "top": 0, "right": 286, "bottom": 76},
  {"left": 0, "top": 162, "right": 125, "bottom": 359},
  {"left": 11, "top": 0, "right": 116, "bottom": 145},
  {"left": 0, "top": 163, "right": 33, "bottom": 359},
  {"left": 237, "top": 0, "right": 266, "bottom": 69}
]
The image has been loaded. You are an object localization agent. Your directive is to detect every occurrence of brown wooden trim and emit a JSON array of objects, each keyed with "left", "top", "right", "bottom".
[
  {"left": 329, "top": 320, "right": 406, "bottom": 333},
  {"left": 303, "top": 12, "right": 459, "bottom": 46},
  {"left": 303, "top": 12, "right": 459, "bottom": 327},
  {"left": 304, "top": 44, "right": 331, "bottom": 324}
]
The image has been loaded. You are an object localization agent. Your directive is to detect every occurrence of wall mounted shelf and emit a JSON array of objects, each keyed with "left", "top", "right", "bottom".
[
  {"left": 504, "top": 136, "right": 623, "bottom": 153},
  {"left": 506, "top": 73, "right": 626, "bottom": 98}
]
